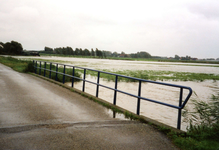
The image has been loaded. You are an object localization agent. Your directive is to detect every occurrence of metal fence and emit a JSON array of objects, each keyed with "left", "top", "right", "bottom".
[{"left": 33, "top": 60, "right": 192, "bottom": 130}]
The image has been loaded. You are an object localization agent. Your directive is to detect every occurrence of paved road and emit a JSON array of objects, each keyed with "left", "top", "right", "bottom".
[{"left": 0, "top": 63, "right": 178, "bottom": 150}]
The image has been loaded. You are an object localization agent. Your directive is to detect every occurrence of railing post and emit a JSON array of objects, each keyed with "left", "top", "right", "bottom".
[
  {"left": 177, "top": 87, "right": 183, "bottom": 129},
  {"left": 33, "top": 60, "right": 34, "bottom": 72},
  {"left": 71, "top": 67, "right": 75, "bottom": 87},
  {"left": 113, "top": 75, "right": 118, "bottom": 105},
  {"left": 39, "top": 61, "right": 41, "bottom": 75},
  {"left": 63, "top": 65, "right": 66, "bottom": 84},
  {"left": 82, "top": 69, "right": 86, "bottom": 92},
  {"left": 44, "top": 62, "right": 46, "bottom": 77},
  {"left": 96, "top": 72, "right": 100, "bottom": 97},
  {"left": 55, "top": 64, "right": 58, "bottom": 81},
  {"left": 49, "top": 63, "right": 52, "bottom": 78},
  {"left": 35, "top": 61, "right": 37, "bottom": 74},
  {"left": 137, "top": 80, "right": 142, "bottom": 115}
]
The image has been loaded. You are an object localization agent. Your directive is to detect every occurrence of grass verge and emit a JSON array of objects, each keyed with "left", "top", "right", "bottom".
[{"left": 0, "top": 56, "right": 34, "bottom": 73}]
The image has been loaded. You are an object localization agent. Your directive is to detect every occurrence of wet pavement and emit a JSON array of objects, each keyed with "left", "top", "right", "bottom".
[{"left": 0, "top": 63, "right": 179, "bottom": 150}]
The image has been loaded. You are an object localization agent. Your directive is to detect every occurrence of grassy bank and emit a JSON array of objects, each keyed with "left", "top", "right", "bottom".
[
  {"left": 0, "top": 56, "right": 81, "bottom": 83},
  {"left": 34, "top": 62, "right": 81, "bottom": 83},
  {"left": 171, "top": 94, "right": 219, "bottom": 150},
  {"left": 0, "top": 56, "right": 34, "bottom": 73}
]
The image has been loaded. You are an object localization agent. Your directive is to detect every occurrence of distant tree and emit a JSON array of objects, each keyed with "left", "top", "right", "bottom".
[
  {"left": 103, "top": 51, "right": 106, "bottom": 58},
  {"left": 0, "top": 42, "right": 4, "bottom": 54},
  {"left": 95, "top": 48, "right": 99, "bottom": 57},
  {"left": 112, "top": 52, "right": 118, "bottom": 57},
  {"left": 103, "top": 50, "right": 111, "bottom": 57},
  {"left": 66, "top": 47, "right": 73, "bottom": 55},
  {"left": 91, "top": 48, "right": 95, "bottom": 56},
  {"left": 44, "top": 46, "right": 53, "bottom": 52},
  {"left": 175, "top": 55, "right": 180, "bottom": 60},
  {"left": 136, "top": 51, "right": 151, "bottom": 58},
  {"left": 75, "top": 48, "right": 80, "bottom": 55},
  {"left": 79, "top": 48, "right": 83, "bottom": 55},
  {"left": 130, "top": 53, "right": 137, "bottom": 58},
  {"left": 84, "top": 49, "right": 90, "bottom": 56},
  {"left": 99, "top": 50, "right": 103, "bottom": 58},
  {"left": 1, "top": 41, "right": 23, "bottom": 55}
]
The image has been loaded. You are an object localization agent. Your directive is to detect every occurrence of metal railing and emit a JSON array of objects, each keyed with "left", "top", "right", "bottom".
[{"left": 33, "top": 60, "right": 192, "bottom": 130}]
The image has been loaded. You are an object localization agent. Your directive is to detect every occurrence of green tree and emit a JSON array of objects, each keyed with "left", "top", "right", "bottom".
[
  {"left": 1, "top": 41, "right": 23, "bottom": 55},
  {"left": 112, "top": 52, "right": 118, "bottom": 57},
  {"left": 84, "top": 49, "right": 90, "bottom": 56},
  {"left": 175, "top": 55, "right": 180, "bottom": 60},
  {"left": 95, "top": 48, "right": 99, "bottom": 57},
  {"left": 0, "top": 42, "right": 4, "bottom": 54},
  {"left": 91, "top": 48, "right": 95, "bottom": 56},
  {"left": 79, "top": 48, "right": 83, "bottom": 55},
  {"left": 44, "top": 46, "right": 53, "bottom": 52},
  {"left": 75, "top": 48, "right": 80, "bottom": 55}
]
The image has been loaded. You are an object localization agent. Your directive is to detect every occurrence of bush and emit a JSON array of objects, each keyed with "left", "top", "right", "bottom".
[{"left": 24, "top": 61, "right": 35, "bottom": 73}]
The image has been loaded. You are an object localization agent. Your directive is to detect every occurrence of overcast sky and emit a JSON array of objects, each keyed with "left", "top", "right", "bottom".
[{"left": 0, "top": 0, "right": 219, "bottom": 58}]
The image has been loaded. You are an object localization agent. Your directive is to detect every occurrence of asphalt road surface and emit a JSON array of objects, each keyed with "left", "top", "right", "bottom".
[{"left": 0, "top": 63, "right": 178, "bottom": 150}]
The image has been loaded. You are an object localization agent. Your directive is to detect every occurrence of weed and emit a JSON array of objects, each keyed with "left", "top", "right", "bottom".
[{"left": 173, "top": 93, "right": 219, "bottom": 150}]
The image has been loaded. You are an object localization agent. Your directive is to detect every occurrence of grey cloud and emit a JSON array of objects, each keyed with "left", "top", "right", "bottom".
[{"left": 187, "top": 1, "right": 219, "bottom": 20}]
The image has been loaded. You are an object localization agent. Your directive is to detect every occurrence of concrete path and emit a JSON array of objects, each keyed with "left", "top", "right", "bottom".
[{"left": 0, "top": 63, "right": 178, "bottom": 150}]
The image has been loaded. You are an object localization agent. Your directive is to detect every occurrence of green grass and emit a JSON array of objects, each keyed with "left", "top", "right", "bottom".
[
  {"left": 0, "top": 56, "right": 34, "bottom": 73},
  {"left": 169, "top": 93, "right": 219, "bottom": 150},
  {"left": 169, "top": 123, "right": 219, "bottom": 150},
  {"left": 156, "top": 123, "right": 219, "bottom": 150},
  {"left": 34, "top": 62, "right": 81, "bottom": 83},
  {"left": 0, "top": 56, "right": 81, "bottom": 83}
]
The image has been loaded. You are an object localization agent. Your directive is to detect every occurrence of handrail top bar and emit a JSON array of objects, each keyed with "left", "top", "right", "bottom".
[
  {"left": 36, "top": 66, "right": 185, "bottom": 110},
  {"left": 33, "top": 60, "right": 193, "bottom": 90}
]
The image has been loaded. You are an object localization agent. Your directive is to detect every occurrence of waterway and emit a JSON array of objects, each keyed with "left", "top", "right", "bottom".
[{"left": 16, "top": 56, "right": 219, "bottom": 130}]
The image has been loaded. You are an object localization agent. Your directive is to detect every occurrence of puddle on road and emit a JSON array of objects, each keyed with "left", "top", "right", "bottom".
[{"left": 104, "top": 109, "right": 130, "bottom": 121}]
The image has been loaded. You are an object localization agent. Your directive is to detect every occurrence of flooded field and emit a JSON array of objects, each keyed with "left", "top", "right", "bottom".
[{"left": 16, "top": 56, "right": 219, "bottom": 130}]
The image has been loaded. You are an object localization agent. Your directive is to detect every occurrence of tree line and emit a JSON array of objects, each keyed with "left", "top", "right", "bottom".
[
  {"left": 0, "top": 40, "right": 152, "bottom": 59},
  {"left": 44, "top": 47, "right": 106, "bottom": 58},
  {"left": 43, "top": 46, "right": 152, "bottom": 58}
]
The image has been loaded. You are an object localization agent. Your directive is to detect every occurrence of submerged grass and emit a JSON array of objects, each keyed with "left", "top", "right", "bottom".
[{"left": 76, "top": 69, "right": 219, "bottom": 82}]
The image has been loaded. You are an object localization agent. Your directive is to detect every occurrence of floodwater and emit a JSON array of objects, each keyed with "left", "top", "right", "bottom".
[{"left": 16, "top": 56, "right": 219, "bottom": 130}]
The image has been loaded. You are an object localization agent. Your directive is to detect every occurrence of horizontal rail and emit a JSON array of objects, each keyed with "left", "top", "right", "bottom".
[{"left": 33, "top": 60, "right": 192, "bottom": 130}]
